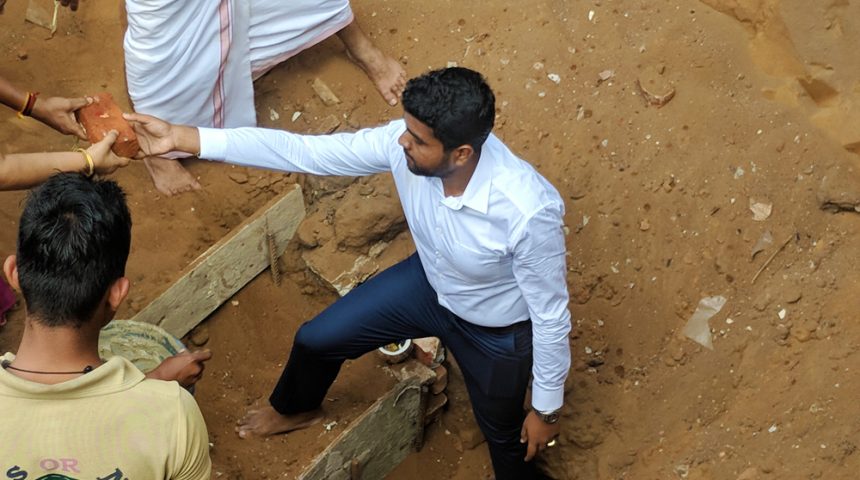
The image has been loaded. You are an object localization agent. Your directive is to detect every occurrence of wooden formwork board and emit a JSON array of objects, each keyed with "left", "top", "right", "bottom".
[
  {"left": 130, "top": 185, "right": 305, "bottom": 338},
  {"left": 299, "top": 376, "right": 430, "bottom": 480}
]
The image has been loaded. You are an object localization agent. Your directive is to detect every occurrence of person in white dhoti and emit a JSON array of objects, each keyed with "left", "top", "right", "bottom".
[{"left": 124, "top": 0, "right": 406, "bottom": 195}]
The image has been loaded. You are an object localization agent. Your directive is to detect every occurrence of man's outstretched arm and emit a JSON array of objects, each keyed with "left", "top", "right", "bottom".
[{"left": 125, "top": 112, "right": 398, "bottom": 177}]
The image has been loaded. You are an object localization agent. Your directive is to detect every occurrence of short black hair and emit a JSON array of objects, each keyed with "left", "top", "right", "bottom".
[
  {"left": 16, "top": 173, "right": 131, "bottom": 328},
  {"left": 402, "top": 67, "right": 495, "bottom": 153}
]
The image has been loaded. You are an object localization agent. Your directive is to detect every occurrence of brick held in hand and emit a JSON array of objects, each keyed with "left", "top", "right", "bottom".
[{"left": 75, "top": 92, "right": 140, "bottom": 158}]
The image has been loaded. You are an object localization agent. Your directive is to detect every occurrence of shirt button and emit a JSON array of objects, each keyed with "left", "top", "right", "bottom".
[{"left": 435, "top": 227, "right": 442, "bottom": 233}]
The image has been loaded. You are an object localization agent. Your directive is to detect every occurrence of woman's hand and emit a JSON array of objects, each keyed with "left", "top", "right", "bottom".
[
  {"left": 30, "top": 95, "right": 91, "bottom": 140},
  {"left": 87, "top": 130, "right": 131, "bottom": 175}
]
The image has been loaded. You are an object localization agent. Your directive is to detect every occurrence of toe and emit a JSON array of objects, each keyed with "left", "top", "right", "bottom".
[{"left": 237, "top": 410, "right": 256, "bottom": 426}]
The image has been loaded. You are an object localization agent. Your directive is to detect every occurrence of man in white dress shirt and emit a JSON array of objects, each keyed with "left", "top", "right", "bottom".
[{"left": 127, "top": 67, "right": 571, "bottom": 479}]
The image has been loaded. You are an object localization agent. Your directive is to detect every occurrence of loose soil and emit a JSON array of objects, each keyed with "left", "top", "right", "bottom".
[{"left": 2, "top": 1, "right": 860, "bottom": 479}]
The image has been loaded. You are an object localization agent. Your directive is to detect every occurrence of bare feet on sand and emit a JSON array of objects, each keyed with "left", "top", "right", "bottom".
[
  {"left": 235, "top": 406, "right": 323, "bottom": 439},
  {"left": 143, "top": 156, "right": 202, "bottom": 196},
  {"left": 338, "top": 22, "right": 407, "bottom": 106}
]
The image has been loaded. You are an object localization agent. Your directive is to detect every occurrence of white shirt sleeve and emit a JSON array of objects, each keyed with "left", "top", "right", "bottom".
[
  {"left": 511, "top": 204, "right": 572, "bottom": 412},
  {"left": 198, "top": 120, "right": 404, "bottom": 176}
]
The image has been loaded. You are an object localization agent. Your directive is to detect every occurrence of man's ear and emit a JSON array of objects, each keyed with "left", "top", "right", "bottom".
[
  {"left": 452, "top": 144, "right": 475, "bottom": 166},
  {"left": 107, "top": 277, "right": 130, "bottom": 313},
  {"left": 3, "top": 255, "right": 19, "bottom": 291}
]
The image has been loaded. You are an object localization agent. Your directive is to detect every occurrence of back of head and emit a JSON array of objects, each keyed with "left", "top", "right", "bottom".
[
  {"left": 16, "top": 173, "right": 131, "bottom": 328},
  {"left": 402, "top": 67, "right": 496, "bottom": 153}
]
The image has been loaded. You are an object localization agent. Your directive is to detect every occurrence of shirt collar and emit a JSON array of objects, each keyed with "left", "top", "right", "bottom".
[{"left": 440, "top": 148, "right": 493, "bottom": 214}]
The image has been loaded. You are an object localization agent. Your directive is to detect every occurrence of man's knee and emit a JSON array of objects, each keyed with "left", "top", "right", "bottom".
[{"left": 292, "top": 321, "right": 330, "bottom": 354}]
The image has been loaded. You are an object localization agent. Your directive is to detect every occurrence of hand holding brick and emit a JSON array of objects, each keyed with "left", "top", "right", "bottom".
[{"left": 75, "top": 93, "right": 140, "bottom": 158}]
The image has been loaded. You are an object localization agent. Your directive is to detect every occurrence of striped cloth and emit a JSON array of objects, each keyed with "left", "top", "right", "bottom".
[{"left": 124, "top": 0, "right": 353, "bottom": 130}]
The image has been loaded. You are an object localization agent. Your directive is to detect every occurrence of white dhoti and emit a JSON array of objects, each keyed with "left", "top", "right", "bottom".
[{"left": 124, "top": 0, "right": 353, "bottom": 129}]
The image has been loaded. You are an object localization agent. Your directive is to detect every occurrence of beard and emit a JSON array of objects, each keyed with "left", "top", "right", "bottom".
[{"left": 405, "top": 150, "right": 455, "bottom": 178}]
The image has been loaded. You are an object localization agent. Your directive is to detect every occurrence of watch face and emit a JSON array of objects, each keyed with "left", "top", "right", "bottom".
[
  {"left": 540, "top": 412, "right": 559, "bottom": 423},
  {"left": 534, "top": 408, "right": 561, "bottom": 423}
]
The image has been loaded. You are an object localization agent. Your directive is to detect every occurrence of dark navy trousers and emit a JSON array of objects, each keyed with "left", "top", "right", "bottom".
[{"left": 270, "top": 253, "right": 539, "bottom": 479}]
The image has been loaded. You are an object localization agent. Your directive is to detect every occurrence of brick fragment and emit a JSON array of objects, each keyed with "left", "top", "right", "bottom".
[
  {"left": 431, "top": 364, "right": 448, "bottom": 395},
  {"left": 423, "top": 392, "right": 447, "bottom": 425},
  {"left": 413, "top": 337, "right": 444, "bottom": 367}
]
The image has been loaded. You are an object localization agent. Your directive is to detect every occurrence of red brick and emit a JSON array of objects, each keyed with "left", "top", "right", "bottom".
[
  {"left": 76, "top": 93, "right": 139, "bottom": 158},
  {"left": 431, "top": 364, "right": 448, "bottom": 395},
  {"left": 423, "top": 392, "right": 447, "bottom": 425},
  {"left": 412, "top": 337, "right": 445, "bottom": 367}
]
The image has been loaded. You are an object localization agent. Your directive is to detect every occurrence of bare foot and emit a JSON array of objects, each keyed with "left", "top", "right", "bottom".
[
  {"left": 235, "top": 406, "right": 323, "bottom": 439},
  {"left": 351, "top": 50, "right": 407, "bottom": 106},
  {"left": 143, "top": 156, "right": 201, "bottom": 196},
  {"left": 338, "top": 23, "right": 407, "bottom": 106}
]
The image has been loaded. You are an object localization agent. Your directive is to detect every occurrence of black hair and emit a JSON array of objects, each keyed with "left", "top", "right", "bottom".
[
  {"left": 402, "top": 67, "right": 496, "bottom": 153},
  {"left": 16, "top": 173, "right": 131, "bottom": 328}
]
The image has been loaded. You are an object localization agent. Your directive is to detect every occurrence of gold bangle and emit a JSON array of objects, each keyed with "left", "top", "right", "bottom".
[
  {"left": 75, "top": 148, "right": 95, "bottom": 177},
  {"left": 17, "top": 94, "right": 28, "bottom": 118},
  {"left": 16, "top": 92, "right": 38, "bottom": 119}
]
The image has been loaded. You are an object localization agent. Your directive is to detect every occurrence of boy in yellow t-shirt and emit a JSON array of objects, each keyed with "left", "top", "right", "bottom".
[{"left": 0, "top": 173, "right": 211, "bottom": 479}]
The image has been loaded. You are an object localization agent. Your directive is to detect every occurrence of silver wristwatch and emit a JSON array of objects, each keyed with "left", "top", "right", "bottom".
[{"left": 533, "top": 408, "right": 561, "bottom": 424}]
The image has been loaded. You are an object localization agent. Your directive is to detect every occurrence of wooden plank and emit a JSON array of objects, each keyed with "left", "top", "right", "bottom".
[
  {"left": 130, "top": 185, "right": 305, "bottom": 338},
  {"left": 298, "top": 377, "right": 427, "bottom": 480}
]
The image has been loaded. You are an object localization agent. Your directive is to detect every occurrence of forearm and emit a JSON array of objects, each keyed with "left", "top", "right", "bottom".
[
  {"left": 0, "top": 76, "right": 28, "bottom": 113},
  {"left": 172, "top": 124, "right": 201, "bottom": 156},
  {"left": 198, "top": 123, "right": 395, "bottom": 176},
  {"left": 0, "top": 151, "right": 89, "bottom": 191},
  {"left": 531, "top": 311, "right": 572, "bottom": 411}
]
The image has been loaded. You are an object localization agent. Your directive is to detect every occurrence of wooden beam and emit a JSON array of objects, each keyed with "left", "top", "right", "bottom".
[
  {"left": 298, "top": 375, "right": 431, "bottom": 480},
  {"left": 130, "top": 185, "right": 305, "bottom": 338}
]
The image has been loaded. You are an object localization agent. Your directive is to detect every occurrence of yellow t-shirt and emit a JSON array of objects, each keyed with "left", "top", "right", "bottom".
[{"left": 0, "top": 353, "right": 211, "bottom": 479}]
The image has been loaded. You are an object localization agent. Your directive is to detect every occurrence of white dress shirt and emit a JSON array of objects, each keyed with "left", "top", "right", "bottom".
[{"left": 199, "top": 119, "right": 571, "bottom": 411}]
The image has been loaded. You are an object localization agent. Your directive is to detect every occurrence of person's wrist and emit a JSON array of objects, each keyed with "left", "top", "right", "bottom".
[
  {"left": 532, "top": 407, "right": 561, "bottom": 424},
  {"left": 76, "top": 148, "right": 96, "bottom": 177},
  {"left": 171, "top": 125, "right": 200, "bottom": 155},
  {"left": 145, "top": 365, "right": 165, "bottom": 381},
  {"left": 27, "top": 95, "right": 45, "bottom": 121}
]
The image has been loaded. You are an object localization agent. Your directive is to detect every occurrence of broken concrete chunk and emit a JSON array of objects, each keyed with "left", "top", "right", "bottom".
[
  {"left": 25, "top": 0, "right": 58, "bottom": 35},
  {"left": 682, "top": 295, "right": 727, "bottom": 350},
  {"left": 749, "top": 199, "right": 773, "bottom": 221},
  {"left": 597, "top": 69, "right": 615, "bottom": 83},
  {"left": 817, "top": 164, "right": 860, "bottom": 213},
  {"left": 315, "top": 114, "right": 341, "bottom": 134},
  {"left": 312, "top": 78, "right": 341, "bottom": 106}
]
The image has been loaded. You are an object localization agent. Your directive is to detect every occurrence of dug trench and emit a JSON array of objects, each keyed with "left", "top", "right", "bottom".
[{"left": 3, "top": 0, "right": 860, "bottom": 479}]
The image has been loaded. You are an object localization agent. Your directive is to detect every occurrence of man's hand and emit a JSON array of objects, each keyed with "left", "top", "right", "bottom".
[
  {"left": 59, "top": 0, "right": 80, "bottom": 11},
  {"left": 123, "top": 112, "right": 178, "bottom": 157},
  {"left": 30, "top": 96, "right": 91, "bottom": 140},
  {"left": 147, "top": 349, "right": 212, "bottom": 388},
  {"left": 520, "top": 410, "right": 561, "bottom": 461},
  {"left": 87, "top": 130, "right": 131, "bottom": 175}
]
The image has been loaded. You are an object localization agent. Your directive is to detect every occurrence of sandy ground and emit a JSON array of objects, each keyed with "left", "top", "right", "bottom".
[{"left": 3, "top": 0, "right": 860, "bottom": 479}]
